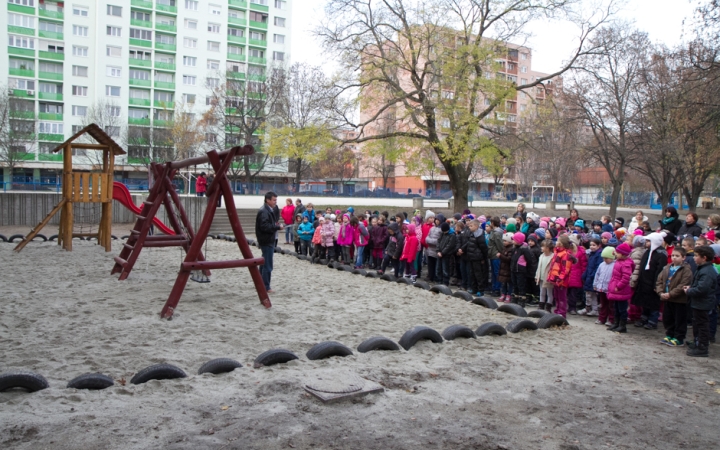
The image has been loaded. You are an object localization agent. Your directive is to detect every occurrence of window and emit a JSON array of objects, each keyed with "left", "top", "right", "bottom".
[
  {"left": 128, "top": 108, "right": 149, "bottom": 119},
  {"left": 520, "top": 104, "right": 527, "bottom": 112},
  {"left": 129, "top": 89, "right": 150, "bottom": 100},
  {"left": 72, "top": 45, "right": 88, "bottom": 57},
  {"left": 72, "top": 65, "right": 88, "bottom": 77},
  {"left": 274, "top": 0, "right": 286, "bottom": 9},
  {"left": 183, "top": 38, "right": 197, "bottom": 48},
  {"left": 156, "top": 54, "right": 174, "bottom": 64},
  {"left": 182, "top": 93, "right": 196, "bottom": 103},
  {"left": 507, "top": 114, "right": 516, "bottom": 123},
  {"left": 248, "top": 48, "right": 264, "bottom": 58},
  {"left": 44, "top": 43, "right": 63, "bottom": 53},
  {"left": 9, "top": 78, "right": 35, "bottom": 90},
  {"left": 249, "top": 31, "right": 264, "bottom": 40},
  {"left": 156, "top": 16, "right": 175, "bottom": 26},
  {"left": 207, "top": 60, "right": 220, "bottom": 69},
  {"left": 521, "top": 66, "right": 527, "bottom": 73},
  {"left": 154, "top": 91, "right": 173, "bottom": 102},
  {"left": 107, "top": 26, "right": 121, "bottom": 37},
  {"left": 106, "top": 46, "right": 121, "bottom": 57},
  {"left": 130, "top": 29, "right": 152, "bottom": 40},
  {"left": 156, "top": 34, "right": 176, "bottom": 45},
  {"left": 184, "top": 19, "right": 197, "bottom": 29},
  {"left": 206, "top": 77, "right": 219, "bottom": 87},
  {"left": 520, "top": 78, "right": 528, "bottom": 84},
  {"left": 72, "top": 85, "right": 88, "bottom": 96},
  {"left": 229, "top": 10, "right": 245, "bottom": 19},
  {"left": 521, "top": 52, "right": 528, "bottom": 60},
  {"left": 72, "top": 25, "right": 88, "bottom": 37},
  {"left": 8, "top": 13, "right": 35, "bottom": 28},
  {"left": 9, "top": 59, "right": 34, "bottom": 70},
  {"left": 205, "top": 133, "right": 217, "bottom": 143},
  {"left": 107, "top": 106, "right": 121, "bottom": 117},
  {"left": 129, "top": 69, "right": 150, "bottom": 80},
  {"left": 72, "top": 106, "right": 87, "bottom": 116},
  {"left": 38, "top": 82, "right": 60, "bottom": 93},
  {"left": 208, "top": 23, "right": 220, "bottom": 33},
  {"left": 228, "top": 45, "right": 243, "bottom": 55},
  {"left": 9, "top": 35, "right": 34, "bottom": 49},
  {"left": 228, "top": 27, "right": 244, "bottom": 37},
  {"left": 39, "top": 21, "right": 63, "bottom": 34},
  {"left": 272, "top": 51, "right": 284, "bottom": 61},
  {"left": 273, "top": 34, "right": 285, "bottom": 44},
  {"left": 274, "top": 17, "right": 286, "bottom": 27},
  {"left": 39, "top": 122, "right": 64, "bottom": 134},
  {"left": 251, "top": 0, "right": 268, "bottom": 4},
  {"left": 207, "top": 41, "right": 220, "bottom": 52},
  {"left": 155, "top": 71, "right": 173, "bottom": 82},
  {"left": 227, "top": 62, "right": 245, "bottom": 73},
  {"left": 129, "top": 49, "right": 151, "bottom": 60},
  {"left": 209, "top": 4, "right": 221, "bottom": 15},
  {"left": 249, "top": 12, "right": 268, "bottom": 23},
  {"left": 9, "top": 0, "right": 35, "bottom": 5},
  {"left": 39, "top": 61, "right": 62, "bottom": 73},
  {"left": 106, "top": 86, "right": 121, "bottom": 97},
  {"left": 185, "top": 0, "right": 198, "bottom": 10},
  {"left": 247, "top": 65, "right": 263, "bottom": 75},
  {"left": 73, "top": 6, "right": 88, "bottom": 16},
  {"left": 181, "top": 56, "right": 196, "bottom": 67},
  {"left": 183, "top": 75, "right": 197, "bottom": 85},
  {"left": 131, "top": 11, "right": 151, "bottom": 21},
  {"left": 107, "top": 5, "right": 122, "bottom": 16}
]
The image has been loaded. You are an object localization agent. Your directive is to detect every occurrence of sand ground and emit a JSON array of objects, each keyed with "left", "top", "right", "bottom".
[{"left": 1, "top": 237, "right": 720, "bottom": 450}]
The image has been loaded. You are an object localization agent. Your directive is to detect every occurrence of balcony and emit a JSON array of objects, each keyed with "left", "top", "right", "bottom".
[
  {"left": 154, "top": 81, "right": 175, "bottom": 90},
  {"left": 154, "top": 100, "right": 175, "bottom": 109},
  {"left": 38, "top": 30, "right": 64, "bottom": 40},
  {"left": 129, "top": 57, "right": 152, "bottom": 67},
  {"left": 129, "top": 78, "right": 152, "bottom": 87},
  {"left": 155, "top": 42, "right": 177, "bottom": 51},
  {"left": 12, "top": 89, "right": 35, "bottom": 98},
  {"left": 9, "top": 47, "right": 36, "bottom": 57},
  {"left": 227, "top": 71, "right": 246, "bottom": 80},
  {"left": 228, "top": 17, "right": 247, "bottom": 26},
  {"left": 38, "top": 92, "right": 63, "bottom": 101},
  {"left": 248, "top": 73, "right": 266, "bottom": 82},
  {"left": 39, "top": 112, "right": 64, "bottom": 121},
  {"left": 155, "top": 23, "right": 177, "bottom": 33},
  {"left": 38, "top": 133, "right": 65, "bottom": 142},
  {"left": 248, "top": 56, "right": 266, "bottom": 65},
  {"left": 128, "top": 117, "right": 151, "bottom": 126},
  {"left": 8, "top": 3, "right": 35, "bottom": 14},
  {"left": 155, "top": 3, "right": 177, "bottom": 15},
  {"left": 249, "top": 20, "right": 268, "bottom": 30},
  {"left": 131, "top": 0, "right": 153, "bottom": 9},
  {"left": 229, "top": 0, "right": 248, "bottom": 8},
  {"left": 154, "top": 61, "right": 176, "bottom": 70},
  {"left": 131, "top": 19, "right": 152, "bottom": 28},
  {"left": 227, "top": 52, "right": 246, "bottom": 62},
  {"left": 14, "top": 152, "right": 37, "bottom": 161},
  {"left": 39, "top": 50, "right": 64, "bottom": 61},
  {"left": 9, "top": 67, "right": 35, "bottom": 77},
  {"left": 38, "top": 153, "right": 63, "bottom": 162},
  {"left": 249, "top": 2, "right": 269, "bottom": 12},
  {"left": 130, "top": 38, "right": 153, "bottom": 48},
  {"left": 249, "top": 38, "right": 267, "bottom": 47},
  {"left": 153, "top": 119, "right": 173, "bottom": 127},
  {"left": 228, "top": 35, "right": 246, "bottom": 44},
  {"left": 39, "top": 71, "right": 63, "bottom": 81},
  {"left": 8, "top": 25, "right": 35, "bottom": 36},
  {"left": 129, "top": 98, "right": 151, "bottom": 107},
  {"left": 9, "top": 110, "right": 35, "bottom": 119},
  {"left": 39, "top": 9, "right": 64, "bottom": 20}
]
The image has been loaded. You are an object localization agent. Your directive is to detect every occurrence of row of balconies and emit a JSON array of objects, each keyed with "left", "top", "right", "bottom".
[{"left": 8, "top": 3, "right": 64, "bottom": 19}]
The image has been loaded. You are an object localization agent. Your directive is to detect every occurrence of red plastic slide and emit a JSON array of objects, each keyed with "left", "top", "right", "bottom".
[{"left": 112, "top": 182, "right": 176, "bottom": 235}]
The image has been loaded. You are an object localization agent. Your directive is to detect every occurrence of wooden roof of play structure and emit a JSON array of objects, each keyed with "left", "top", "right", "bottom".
[{"left": 51, "top": 123, "right": 126, "bottom": 155}]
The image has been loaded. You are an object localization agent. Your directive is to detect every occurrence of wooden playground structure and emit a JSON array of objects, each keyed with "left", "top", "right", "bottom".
[
  {"left": 14, "top": 124, "right": 125, "bottom": 253},
  {"left": 111, "top": 145, "right": 271, "bottom": 319}
]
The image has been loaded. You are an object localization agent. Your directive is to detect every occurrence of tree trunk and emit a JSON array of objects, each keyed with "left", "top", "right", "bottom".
[
  {"left": 683, "top": 184, "right": 704, "bottom": 213},
  {"left": 608, "top": 178, "right": 623, "bottom": 219},
  {"left": 446, "top": 164, "right": 469, "bottom": 212},
  {"left": 295, "top": 157, "right": 303, "bottom": 191}
]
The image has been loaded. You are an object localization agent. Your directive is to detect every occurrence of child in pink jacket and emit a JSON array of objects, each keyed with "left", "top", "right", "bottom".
[
  {"left": 400, "top": 223, "right": 420, "bottom": 282},
  {"left": 607, "top": 242, "right": 635, "bottom": 334},
  {"left": 337, "top": 214, "right": 355, "bottom": 264}
]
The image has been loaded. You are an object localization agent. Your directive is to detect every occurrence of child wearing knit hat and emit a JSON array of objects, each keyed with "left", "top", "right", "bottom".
[
  {"left": 509, "top": 232, "right": 535, "bottom": 307},
  {"left": 497, "top": 233, "right": 515, "bottom": 302},
  {"left": 594, "top": 246, "right": 617, "bottom": 325},
  {"left": 607, "top": 242, "right": 636, "bottom": 333},
  {"left": 578, "top": 238, "right": 604, "bottom": 317}
]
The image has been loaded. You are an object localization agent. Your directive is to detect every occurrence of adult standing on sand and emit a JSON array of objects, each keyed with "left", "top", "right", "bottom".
[
  {"left": 256, "top": 192, "right": 283, "bottom": 293},
  {"left": 280, "top": 198, "right": 295, "bottom": 245},
  {"left": 195, "top": 172, "right": 207, "bottom": 197},
  {"left": 294, "top": 198, "right": 306, "bottom": 217}
]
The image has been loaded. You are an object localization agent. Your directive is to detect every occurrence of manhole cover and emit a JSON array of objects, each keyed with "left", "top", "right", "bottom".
[{"left": 305, "top": 374, "right": 365, "bottom": 394}]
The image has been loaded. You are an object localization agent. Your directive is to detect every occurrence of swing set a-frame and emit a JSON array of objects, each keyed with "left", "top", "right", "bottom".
[{"left": 111, "top": 145, "right": 271, "bottom": 319}]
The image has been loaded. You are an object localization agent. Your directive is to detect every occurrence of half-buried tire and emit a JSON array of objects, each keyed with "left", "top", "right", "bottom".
[
  {"left": 319, "top": 259, "right": 328, "bottom": 265},
  {"left": 380, "top": 273, "right": 396, "bottom": 282},
  {"left": 429, "top": 284, "right": 452, "bottom": 295},
  {"left": 396, "top": 277, "right": 413, "bottom": 285},
  {"left": 352, "top": 268, "right": 367, "bottom": 276},
  {"left": 0, "top": 370, "right": 49, "bottom": 392},
  {"left": 475, "top": 322, "right": 507, "bottom": 337},
  {"left": 536, "top": 313, "right": 569, "bottom": 329},
  {"left": 356, "top": 336, "right": 400, "bottom": 353},
  {"left": 338, "top": 265, "right": 353, "bottom": 272},
  {"left": 472, "top": 297, "right": 498, "bottom": 310},
  {"left": 0, "top": 234, "right": 7, "bottom": 242},
  {"left": 365, "top": 271, "right": 380, "bottom": 278},
  {"left": 413, "top": 280, "right": 430, "bottom": 290},
  {"left": 528, "top": 309, "right": 549, "bottom": 318},
  {"left": 130, "top": 363, "right": 187, "bottom": 385},
  {"left": 452, "top": 291, "right": 473, "bottom": 302},
  {"left": 398, "top": 326, "right": 443, "bottom": 350},
  {"left": 253, "top": 349, "right": 299, "bottom": 368},
  {"left": 505, "top": 318, "right": 539, "bottom": 333},
  {"left": 67, "top": 373, "right": 114, "bottom": 390},
  {"left": 497, "top": 303, "right": 528, "bottom": 317},
  {"left": 306, "top": 341, "right": 354, "bottom": 360},
  {"left": 7, "top": 234, "right": 24, "bottom": 243},
  {"left": 442, "top": 325, "right": 476, "bottom": 340},
  {"left": 197, "top": 358, "right": 243, "bottom": 375}
]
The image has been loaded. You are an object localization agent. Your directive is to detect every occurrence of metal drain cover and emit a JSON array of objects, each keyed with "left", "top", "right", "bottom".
[{"left": 305, "top": 373, "right": 365, "bottom": 394}]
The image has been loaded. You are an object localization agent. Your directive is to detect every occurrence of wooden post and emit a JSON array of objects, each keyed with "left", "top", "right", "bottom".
[{"left": 62, "top": 143, "right": 73, "bottom": 251}]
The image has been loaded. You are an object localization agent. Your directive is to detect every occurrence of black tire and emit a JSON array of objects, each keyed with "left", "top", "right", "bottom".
[
  {"left": 356, "top": 336, "right": 400, "bottom": 353},
  {"left": 319, "top": 259, "right": 328, "bottom": 265},
  {"left": 398, "top": 326, "right": 443, "bottom": 350},
  {"left": 67, "top": 373, "right": 114, "bottom": 390},
  {"left": 217, "top": 234, "right": 226, "bottom": 240},
  {"left": 47, "top": 234, "right": 58, "bottom": 241},
  {"left": 505, "top": 318, "right": 539, "bottom": 333},
  {"left": 528, "top": 309, "right": 549, "bottom": 318},
  {"left": 429, "top": 284, "right": 452, "bottom": 295},
  {"left": 8, "top": 234, "right": 24, "bottom": 243},
  {"left": 121, "top": 235, "right": 130, "bottom": 240},
  {"left": 111, "top": 235, "right": 118, "bottom": 240},
  {"left": 0, "top": 370, "right": 49, "bottom": 392},
  {"left": 73, "top": 236, "right": 85, "bottom": 241},
  {"left": 472, "top": 297, "right": 498, "bottom": 310},
  {"left": 475, "top": 322, "right": 508, "bottom": 337},
  {"left": 452, "top": 291, "right": 473, "bottom": 302},
  {"left": 297, "top": 255, "right": 308, "bottom": 261},
  {"left": 130, "top": 363, "right": 187, "bottom": 385},
  {"left": 352, "top": 269, "right": 367, "bottom": 276},
  {"left": 331, "top": 261, "right": 341, "bottom": 269},
  {"left": 274, "top": 247, "right": 281, "bottom": 253},
  {"left": 32, "top": 234, "right": 47, "bottom": 241},
  {"left": 0, "top": 234, "right": 7, "bottom": 242},
  {"left": 380, "top": 273, "right": 396, "bottom": 282},
  {"left": 396, "top": 277, "right": 413, "bottom": 285},
  {"left": 197, "top": 358, "right": 243, "bottom": 375},
  {"left": 442, "top": 324, "right": 476, "bottom": 340},
  {"left": 413, "top": 280, "right": 430, "bottom": 290},
  {"left": 536, "top": 313, "right": 570, "bottom": 329},
  {"left": 253, "top": 348, "right": 299, "bottom": 368},
  {"left": 247, "top": 239, "right": 255, "bottom": 245},
  {"left": 497, "top": 303, "right": 528, "bottom": 317},
  {"left": 288, "top": 252, "right": 298, "bottom": 257},
  {"left": 338, "top": 265, "right": 353, "bottom": 272},
  {"left": 306, "top": 341, "right": 354, "bottom": 360},
  {"left": 365, "top": 272, "right": 380, "bottom": 278}
]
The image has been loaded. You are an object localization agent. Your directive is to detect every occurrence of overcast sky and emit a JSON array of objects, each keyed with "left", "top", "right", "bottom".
[{"left": 290, "top": 0, "right": 699, "bottom": 74}]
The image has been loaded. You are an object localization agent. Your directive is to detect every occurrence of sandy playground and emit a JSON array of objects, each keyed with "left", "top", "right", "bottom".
[{"left": 1, "top": 236, "right": 720, "bottom": 450}]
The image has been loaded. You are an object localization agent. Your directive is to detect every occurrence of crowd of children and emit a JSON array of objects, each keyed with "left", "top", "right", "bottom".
[{"left": 279, "top": 200, "right": 720, "bottom": 358}]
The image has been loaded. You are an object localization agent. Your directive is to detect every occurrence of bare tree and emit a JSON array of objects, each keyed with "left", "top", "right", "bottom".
[
  {"left": 79, "top": 99, "right": 125, "bottom": 167},
  {"left": 0, "top": 86, "right": 37, "bottom": 183}
]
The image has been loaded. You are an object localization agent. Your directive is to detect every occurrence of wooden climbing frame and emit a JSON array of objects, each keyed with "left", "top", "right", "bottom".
[{"left": 111, "top": 145, "right": 271, "bottom": 319}]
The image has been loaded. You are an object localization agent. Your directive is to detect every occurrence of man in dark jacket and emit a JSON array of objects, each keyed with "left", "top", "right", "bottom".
[
  {"left": 465, "top": 219, "right": 489, "bottom": 296},
  {"left": 437, "top": 223, "right": 457, "bottom": 286},
  {"left": 677, "top": 213, "right": 703, "bottom": 240},
  {"left": 684, "top": 246, "right": 718, "bottom": 357},
  {"left": 378, "top": 222, "right": 404, "bottom": 276},
  {"left": 256, "top": 192, "right": 283, "bottom": 292}
]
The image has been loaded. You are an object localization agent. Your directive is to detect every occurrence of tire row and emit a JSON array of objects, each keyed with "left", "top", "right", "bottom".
[{"left": 1, "top": 234, "right": 120, "bottom": 243}]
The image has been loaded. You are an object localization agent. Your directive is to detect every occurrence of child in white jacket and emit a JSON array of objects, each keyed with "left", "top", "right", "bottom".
[
  {"left": 535, "top": 240, "right": 555, "bottom": 311},
  {"left": 593, "top": 246, "right": 616, "bottom": 326}
]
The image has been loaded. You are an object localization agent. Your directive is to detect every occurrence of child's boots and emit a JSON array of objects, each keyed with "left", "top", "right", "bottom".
[{"left": 613, "top": 319, "right": 627, "bottom": 333}]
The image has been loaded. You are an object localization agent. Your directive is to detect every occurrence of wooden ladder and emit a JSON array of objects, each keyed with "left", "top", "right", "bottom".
[{"left": 13, "top": 199, "right": 67, "bottom": 253}]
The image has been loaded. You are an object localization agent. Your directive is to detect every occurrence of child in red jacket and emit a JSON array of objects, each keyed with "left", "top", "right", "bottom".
[
  {"left": 607, "top": 242, "right": 636, "bottom": 333},
  {"left": 401, "top": 223, "right": 420, "bottom": 282}
]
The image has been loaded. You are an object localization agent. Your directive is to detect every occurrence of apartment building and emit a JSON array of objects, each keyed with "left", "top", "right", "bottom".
[{"left": 2, "top": 0, "right": 292, "bottom": 187}]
